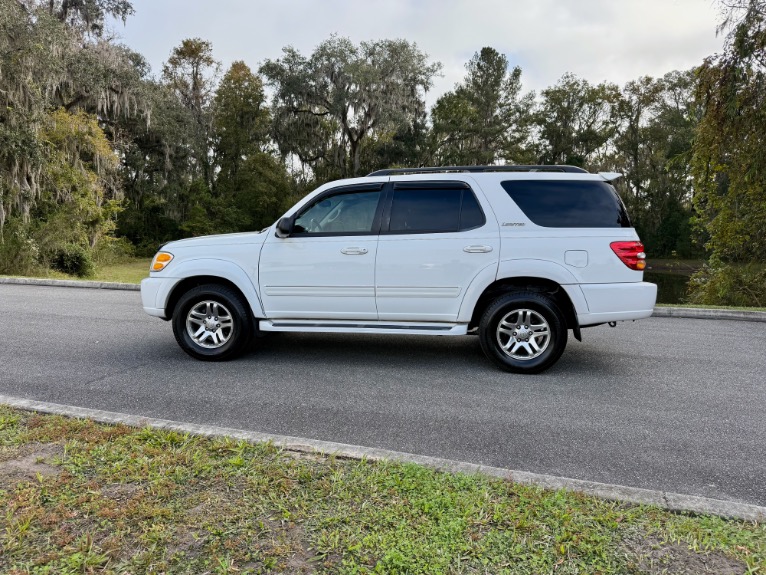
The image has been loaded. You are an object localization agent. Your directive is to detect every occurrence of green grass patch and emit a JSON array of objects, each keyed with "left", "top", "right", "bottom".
[
  {"left": 0, "top": 407, "right": 763, "bottom": 574},
  {"left": 92, "top": 258, "right": 151, "bottom": 284},
  {"left": 655, "top": 303, "right": 766, "bottom": 312},
  {"left": 0, "top": 258, "right": 151, "bottom": 285}
]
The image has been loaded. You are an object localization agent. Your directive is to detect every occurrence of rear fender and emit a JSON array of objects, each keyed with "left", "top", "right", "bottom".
[{"left": 457, "top": 258, "right": 589, "bottom": 323}]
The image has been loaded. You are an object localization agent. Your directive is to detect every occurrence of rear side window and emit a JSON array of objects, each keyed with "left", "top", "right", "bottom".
[
  {"left": 387, "top": 184, "right": 486, "bottom": 233},
  {"left": 501, "top": 180, "right": 631, "bottom": 228}
]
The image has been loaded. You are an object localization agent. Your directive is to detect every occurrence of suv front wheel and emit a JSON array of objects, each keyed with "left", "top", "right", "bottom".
[
  {"left": 479, "top": 292, "right": 567, "bottom": 374},
  {"left": 172, "top": 284, "right": 253, "bottom": 361}
]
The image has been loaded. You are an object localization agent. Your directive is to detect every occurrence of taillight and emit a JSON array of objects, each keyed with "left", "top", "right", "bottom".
[{"left": 610, "top": 241, "right": 646, "bottom": 271}]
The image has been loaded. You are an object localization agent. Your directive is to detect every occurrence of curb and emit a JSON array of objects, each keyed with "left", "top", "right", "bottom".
[
  {"left": 652, "top": 306, "right": 766, "bottom": 322},
  {"left": 1, "top": 394, "right": 764, "bottom": 522},
  {"left": 0, "top": 277, "right": 140, "bottom": 291},
  {"left": 2, "top": 277, "right": 766, "bottom": 322}
]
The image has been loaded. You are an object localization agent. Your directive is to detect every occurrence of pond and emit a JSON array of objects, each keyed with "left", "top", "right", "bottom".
[{"left": 643, "top": 272, "right": 691, "bottom": 305}]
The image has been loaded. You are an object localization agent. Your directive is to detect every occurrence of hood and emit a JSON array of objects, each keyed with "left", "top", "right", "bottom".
[{"left": 164, "top": 229, "right": 268, "bottom": 250}]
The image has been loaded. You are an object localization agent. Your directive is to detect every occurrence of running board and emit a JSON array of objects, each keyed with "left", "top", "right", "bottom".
[{"left": 259, "top": 320, "right": 468, "bottom": 336}]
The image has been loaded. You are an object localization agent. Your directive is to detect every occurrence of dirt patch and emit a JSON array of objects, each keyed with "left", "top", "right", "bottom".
[
  {"left": 165, "top": 527, "right": 207, "bottom": 560},
  {"left": 0, "top": 443, "right": 63, "bottom": 480},
  {"left": 283, "top": 522, "right": 321, "bottom": 573},
  {"left": 100, "top": 482, "right": 141, "bottom": 502},
  {"left": 622, "top": 533, "right": 747, "bottom": 575}
]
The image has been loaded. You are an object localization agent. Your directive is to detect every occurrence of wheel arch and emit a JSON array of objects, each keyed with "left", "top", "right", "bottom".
[
  {"left": 160, "top": 259, "right": 264, "bottom": 320},
  {"left": 465, "top": 276, "right": 581, "bottom": 340}
]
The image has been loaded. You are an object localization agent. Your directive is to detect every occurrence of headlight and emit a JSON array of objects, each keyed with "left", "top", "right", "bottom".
[{"left": 151, "top": 252, "right": 174, "bottom": 272}]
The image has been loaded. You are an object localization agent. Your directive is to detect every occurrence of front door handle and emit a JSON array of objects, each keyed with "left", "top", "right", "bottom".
[
  {"left": 341, "top": 247, "right": 368, "bottom": 255},
  {"left": 463, "top": 245, "right": 493, "bottom": 253}
]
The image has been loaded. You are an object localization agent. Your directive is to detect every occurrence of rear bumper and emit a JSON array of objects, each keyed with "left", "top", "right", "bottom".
[{"left": 577, "top": 281, "right": 657, "bottom": 326}]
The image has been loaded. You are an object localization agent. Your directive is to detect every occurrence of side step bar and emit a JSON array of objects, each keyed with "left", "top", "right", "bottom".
[{"left": 259, "top": 320, "right": 468, "bottom": 336}]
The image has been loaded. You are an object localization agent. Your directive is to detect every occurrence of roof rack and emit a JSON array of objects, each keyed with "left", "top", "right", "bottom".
[{"left": 366, "top": 165, "right": 589, "bottom": 177}]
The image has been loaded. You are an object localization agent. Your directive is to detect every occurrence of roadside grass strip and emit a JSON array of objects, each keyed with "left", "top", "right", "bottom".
[{"left": 1, "top": 407, "right": 763, "bottom": 574}]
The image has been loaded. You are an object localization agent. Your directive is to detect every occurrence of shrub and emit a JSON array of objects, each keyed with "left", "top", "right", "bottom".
[
  {"left": 50, "top": 244, "right": 94, "bottom": 278},
  {"left": 92, "top": 236, "right": 136, "bottom": 266},
  {"left": 688, "top": 261, "right": 766, "bottom": 307},
  {"left": 0, "top": 221, "right": 43, "bottom": 276}
]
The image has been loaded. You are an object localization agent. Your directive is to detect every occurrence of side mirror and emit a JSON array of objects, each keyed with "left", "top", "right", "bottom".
[{"left": 275, "top": 216, "right": 295, "bottom": 238}]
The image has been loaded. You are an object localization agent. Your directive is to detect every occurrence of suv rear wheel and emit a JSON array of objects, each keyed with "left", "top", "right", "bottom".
[
  {"left": 479, "top": 292, "right": 567, "bottom": 374},
  {"left": 172, "top": 284, "right": 252, "bottom": 361}
]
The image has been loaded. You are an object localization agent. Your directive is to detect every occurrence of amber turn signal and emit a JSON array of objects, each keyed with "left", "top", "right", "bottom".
[{"left": 151, "top": 252, "right": 174, "bottom": 272}]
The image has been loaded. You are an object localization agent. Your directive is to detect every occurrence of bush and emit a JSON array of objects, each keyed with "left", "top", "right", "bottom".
[
  {"left": 688, "top": 261, "right": 766, "bottom": 307},
  {"left": 0, "top": 221, "right": 43, "bottom": 276},
  {"left": 50, "top": 244, "right": 94, "bottom": 278},
  {"left": 92, "top": 236, "right": 136, "bottom": 266}
]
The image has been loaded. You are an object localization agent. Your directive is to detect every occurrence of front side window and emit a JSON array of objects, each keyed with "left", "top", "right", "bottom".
[
  {"left": 387, "top": 185, "right": 486, "bottom": 234},
  {"left": 294, "top": 190, "right": 382, "bottom": 235}
]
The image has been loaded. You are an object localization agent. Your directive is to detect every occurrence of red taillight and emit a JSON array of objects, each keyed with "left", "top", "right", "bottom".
[{"left": 610, "top": 241, "right": 646, "bottom": 271}]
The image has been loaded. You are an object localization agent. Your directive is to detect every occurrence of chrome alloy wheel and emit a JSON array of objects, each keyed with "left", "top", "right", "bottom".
[
  {"left": 495, "top": 308, "right": 551, "bottom": 360},
  {"left": 185, "top": 300, "right": 234, "bottom": 349}
]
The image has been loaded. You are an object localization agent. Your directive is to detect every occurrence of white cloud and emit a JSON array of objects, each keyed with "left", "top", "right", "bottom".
[{"left": 111, "top": 0, "right": 724, "bottom": 102}]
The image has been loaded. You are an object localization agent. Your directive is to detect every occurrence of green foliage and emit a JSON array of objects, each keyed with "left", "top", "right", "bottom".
[
  {"left": 0, "top": 221, "right": 41, "bottom": 276},
  {"left": 91, "top": 236, "right": 136, "bottom": 266},
  {"left": 690, "top": 0, "right": 766, "bottom": 304},
  {"left": 609, "top": 70, "right": 702, "bottom": 258},
  {"left": 431, "top": 47, "right": 535, "bottom": 165},
  {"left": 535, "top": 73, "right": 621, "bottom": 167},
  {"left": 50, "top": 243, "right": 95, "bottom": 277},
  {"left": 261, "top": 36, "right": 441, "bottom": 178},
  {"left": 689, "top": 261, "right": 766, "bottom": 307}
]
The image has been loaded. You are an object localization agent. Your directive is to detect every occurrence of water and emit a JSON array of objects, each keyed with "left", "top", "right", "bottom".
[{"left": 644, "top": 272, "right": 690, "bottom": 304}]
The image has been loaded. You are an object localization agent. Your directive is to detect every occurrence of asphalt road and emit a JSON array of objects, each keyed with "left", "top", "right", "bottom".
[{"left": 2, "top": 284, "right": 765, "bottom": 507}]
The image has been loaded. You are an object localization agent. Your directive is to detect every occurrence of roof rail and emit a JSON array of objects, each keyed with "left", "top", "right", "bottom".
[{"left": 366, "top": 165, "right": 589, "bottom": 177}]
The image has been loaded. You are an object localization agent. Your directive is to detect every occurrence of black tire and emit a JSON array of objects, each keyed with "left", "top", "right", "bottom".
[
  {"left": 478, "top": 291, "right": 567, "bottom": 374},
  {"left": 172, "top": 284, "right": 253, "bottom": 361}
]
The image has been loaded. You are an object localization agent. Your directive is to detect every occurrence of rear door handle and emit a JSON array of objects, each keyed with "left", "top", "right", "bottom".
[
  {"left": 463, "top": 245, "right": 493, "bottom": 253},
  {"left": 341, "top": 247, "right": 368, "bottom": 255}
]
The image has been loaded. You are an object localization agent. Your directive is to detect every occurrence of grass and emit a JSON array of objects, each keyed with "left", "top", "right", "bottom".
[
  {"left": 0, "top": 258, "right": 151, "bottom": 285},
  {"left": 656, "top": 303, "right": 766, "bottom": 312},
  {"left": 92, "top": 258, "right": 151, "bottom": 284},
  {"left": 0, "top": 407, "right": 763, "bottom": 574}
]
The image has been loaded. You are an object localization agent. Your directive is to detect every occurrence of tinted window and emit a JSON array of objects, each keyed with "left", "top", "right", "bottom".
[
  {"left": 388, "top": 188, "right": 486, "bottom": 233},
  {"left": 390, "top": 189, "right": 461, "bottom": 233},
  {"left": 460, "top": 191, "right": 486, "bottom": 230},
  {"left": 294, "top": 190, "right": 381, "bottom": 234},
  {"left": 501, "top": 180, "right": 631, "bottom": 228}
]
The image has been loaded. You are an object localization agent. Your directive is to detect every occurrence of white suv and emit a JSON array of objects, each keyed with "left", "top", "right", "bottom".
[{"left": 141, "top": 166, "right": 657, "bottom": 374}]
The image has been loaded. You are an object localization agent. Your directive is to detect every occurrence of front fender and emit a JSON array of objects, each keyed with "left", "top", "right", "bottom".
[{"left": 154, "top": 258, "right": 265, "bottom": 318}]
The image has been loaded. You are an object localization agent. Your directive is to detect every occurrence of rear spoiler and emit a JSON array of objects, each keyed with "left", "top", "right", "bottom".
[{"left": 599, "top": 172, "right": 623, "bottom": 183}]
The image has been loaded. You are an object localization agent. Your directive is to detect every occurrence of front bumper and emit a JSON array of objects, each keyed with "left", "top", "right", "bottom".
[{"left": 141, "top": 276, "right": 178, "bottom": 319}]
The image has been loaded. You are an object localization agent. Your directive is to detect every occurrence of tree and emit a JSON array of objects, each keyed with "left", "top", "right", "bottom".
[
  {"left": 213, "top": 61, "right": 271, "bottom": 183},
  {"left": 431, "top": 47, "right": 534, "bottom": 165},
  {"left": 261, "top": 36, "right": 441, "bottom": 178},
  {"left": 162, "top": 38, "right": 220, "bottom": 185},
  {"left": 690, "top": 0, "right": 766, "bottom": 305},
  {"left": 535, "top": 73, "right": 620, "bottom": 168},
  {"left": 45, "top": 0, "right": 133, "bottom": 35},
  {"left": 211, "top": 61, "right": 292, "bottom": 232},
  {"left": 609, "top": 71, "right": 700, "bottom": 257}
]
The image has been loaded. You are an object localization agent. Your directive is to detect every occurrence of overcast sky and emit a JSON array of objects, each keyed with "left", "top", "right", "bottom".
[{"left": 110, "top": 0, "right": 725, "bottom": 103}]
